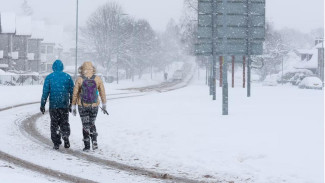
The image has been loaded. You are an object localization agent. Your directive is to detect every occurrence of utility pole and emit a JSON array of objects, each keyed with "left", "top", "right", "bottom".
[{"left": 75, "top": 0, "right": 79, "bottom": 80}]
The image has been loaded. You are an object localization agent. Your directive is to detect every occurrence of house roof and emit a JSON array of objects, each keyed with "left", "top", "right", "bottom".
[
  {"left": 31, "top": 21, "right": 45, "bottom": 39},
  {"left": 295, "top": 49, "right": 314, "bottom": 55},
  {"left": 16, "top": 16, "right": 32, "bottom": 36},
  {"left": 294, "top": 49, "right": 318, "bottom": 69},
  {"left": 0, "top": 12, "right": 16, "bottom": 34},
  {"left": 315, "top": 42, "right": 324, "bottom": 49}
]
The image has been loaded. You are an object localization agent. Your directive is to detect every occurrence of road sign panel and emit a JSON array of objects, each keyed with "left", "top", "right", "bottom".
[
  {"left": 196, "top": 40, "right": 263, "bottom": 56},
  {"left": 196, "top": 0, "right": 265, "bottom": 56}
]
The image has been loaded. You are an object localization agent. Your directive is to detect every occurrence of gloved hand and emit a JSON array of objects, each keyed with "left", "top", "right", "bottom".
[
  {"left": 40, "top": 107, "right": 45, "bottom": 114},
  {"left": 101, "top": 104, "right": 109, "bottom": 115},
  {"left": 69, "top": 104, "right": 72, "bottom": 113},
  {"left": 72, "top": 105, "right": 77, "bottom": 116}
]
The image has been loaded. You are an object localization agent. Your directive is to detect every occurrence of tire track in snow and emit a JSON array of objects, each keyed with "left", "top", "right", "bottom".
[{"left": 1, "top": 72, "right": 202, "bottom": 183}]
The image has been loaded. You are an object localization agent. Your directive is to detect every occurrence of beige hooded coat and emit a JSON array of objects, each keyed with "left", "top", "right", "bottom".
[{"left": 72, "top": 62, "right": 107, "bottom": 107}]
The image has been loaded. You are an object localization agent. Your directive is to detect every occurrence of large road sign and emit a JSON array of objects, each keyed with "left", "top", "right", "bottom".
[
  {"left": 195, "top": 0, "right": 265, "bottom": 56},
  {"left": 196, "top": 0, "right": 266, "bottom": 115}
]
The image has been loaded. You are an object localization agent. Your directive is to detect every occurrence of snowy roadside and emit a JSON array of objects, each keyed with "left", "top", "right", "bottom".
[
  {"left": 0, "top": 160, "right": 63, "bottom": 183},
  {"left": 31, "top": 79, "right": 323, "bottom": 183},
  {"left": 0, "top": 104, "right": 164, "bottom": 183},
  {"left": 0, "top": 76, "right": 168, "bottom": 183}
]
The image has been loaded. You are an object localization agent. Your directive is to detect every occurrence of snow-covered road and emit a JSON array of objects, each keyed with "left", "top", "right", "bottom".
[{"left": 0, "top": 74, "right": 323, "bottom": 183}]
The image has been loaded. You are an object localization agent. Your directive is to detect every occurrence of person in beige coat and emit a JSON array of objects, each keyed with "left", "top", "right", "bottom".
[{"left": 71, "top": 62, "right": 107, "bottom": 151}]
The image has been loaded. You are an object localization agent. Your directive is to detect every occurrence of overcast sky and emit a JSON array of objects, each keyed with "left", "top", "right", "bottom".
[{"left": 0, "top": 0, "right": 323, "bottom": 33}]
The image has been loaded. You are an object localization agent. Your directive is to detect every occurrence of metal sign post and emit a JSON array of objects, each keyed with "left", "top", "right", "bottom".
[
  {"left": 196, "top": 0, "right": 265, "bottom": 115},
  {"left": 222, "top": 56, "right": 229, "bottom": 115}
]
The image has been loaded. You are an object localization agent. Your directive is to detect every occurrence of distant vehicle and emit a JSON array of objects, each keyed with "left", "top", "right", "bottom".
[
  {"left": 172, "top": 70, "right": 183, "bottom": 81},
  {"left": 298, "top": 76, "right": 323, "bottom": 90}
]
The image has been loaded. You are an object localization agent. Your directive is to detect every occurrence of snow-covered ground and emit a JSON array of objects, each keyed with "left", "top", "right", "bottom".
[
  {"left": 0, "top": 160, "right": 63, "bottom": 183},
  {"left": 0, "top": 69, "right": 323, "bottom": 182}
]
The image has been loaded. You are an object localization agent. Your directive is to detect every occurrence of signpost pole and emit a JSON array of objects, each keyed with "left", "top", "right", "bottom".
[
  {"left": 212, "top": 0, "right": 217, "bottom": 100},
  {"left": 222, "top": 56, "right": 228, "bottom": 115},
  {"left": 209, "top": 57, "right": 213, "bottom": 95},
  {"left": 247, "top": 55, "right": 251, "bottom": 97},
  {"left": 232, "top": 56, "right": 235, "bottom": 88},
  {"left": 219, "top": 56, "right": 222, "bottom": 87},
  {"left": 222, "top": 0, "right": 228, "bottom": 115},
  {"left": 243, "top": 56, "right": 246, "bottom": 88},
  {"left": 246, "top": 0, "right": 252, "bottom": 97}
]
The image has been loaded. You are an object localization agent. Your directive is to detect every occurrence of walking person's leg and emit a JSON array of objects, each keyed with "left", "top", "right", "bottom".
[
  {"left": 58, "top": 109, "right": 70, "bottom": 148},
  {"left": 89, "top": 107, "right": 99, "bottom": 149},
  {"left": 50, "top": 109, "right": 62, "bottom": 149},
  {"left": 78, "top": 106, "right": 91, "bottom": 151}
]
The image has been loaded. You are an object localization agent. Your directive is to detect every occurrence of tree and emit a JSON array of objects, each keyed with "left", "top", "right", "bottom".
[
  {"left": 257, "top": 22, "right": 287, "bottom": 80},
  {"left": 21, "top": 0, "right": 33, "bottom": 16},
  {"left": 179, "top": 0, "right": 198, "bottom": 55},
  {"left": 82, "top": 2, "right": 123, "bottom": 73},
  {"left": 132, "top": 19, "right": 158, "bottom": 78}
]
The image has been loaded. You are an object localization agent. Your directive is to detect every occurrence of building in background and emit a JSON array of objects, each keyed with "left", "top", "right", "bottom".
[
  {"left": 0, "top": 12, "right": 67, "bottom": 74},
  {"left": 13, "top": 15, "right": 32, "bottom": 71},
  {"left": 28, "top": 21, "right": 44, "bottom": 72},
  {"left": 294, "top": 39, "right": 324, "bottom": 80},
  {"left": 0, "top": 12, "right": 16, "bottom": 71},
  {"left": 40, "top": 25, "right": 64, "bottom": 72}
]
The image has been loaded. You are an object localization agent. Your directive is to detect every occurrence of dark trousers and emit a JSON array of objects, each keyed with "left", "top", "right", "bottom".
[
  {"left": 49, "top": 109, "right": 70, "bottom": 145},
  {"left": 78, "top": 106, "right": 99, "bottom": 147}
]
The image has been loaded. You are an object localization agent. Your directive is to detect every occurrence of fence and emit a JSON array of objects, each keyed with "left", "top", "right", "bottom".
[{"left": 0, "top": 75, "right": 46, "bottom": 86}]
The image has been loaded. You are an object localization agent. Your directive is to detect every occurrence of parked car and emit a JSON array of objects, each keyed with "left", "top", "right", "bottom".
[{"left": 298, "top": 76, "right": 323, "bottom": 90}]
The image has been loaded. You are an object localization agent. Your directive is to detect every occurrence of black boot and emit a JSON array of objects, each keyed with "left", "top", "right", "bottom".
[
  {"left": 83, "top": 138, "right": 90, "bottom": 151},
  {"left": 92, "top": 141, "right": 98, "bottom": 150},
  {"left": 53, "top": 144, "right": 60, "bottom": 150},
  {"left": 63, "top": 137, "right": 70, "bottom": 149}
]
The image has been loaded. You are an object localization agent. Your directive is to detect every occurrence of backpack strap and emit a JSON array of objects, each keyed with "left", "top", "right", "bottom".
[{"left": 81, "top": 75, "right": 96, "bottom": 80}]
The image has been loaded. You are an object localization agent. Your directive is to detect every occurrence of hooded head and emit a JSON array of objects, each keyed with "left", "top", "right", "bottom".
[
  {"left": 52, "top": 60, "right": 64, "bottom": 72},
  {"left": 78, "top": 61, "right": 96, "bottom": 78}
]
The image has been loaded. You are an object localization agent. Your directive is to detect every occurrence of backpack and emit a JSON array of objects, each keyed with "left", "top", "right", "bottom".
[{"left": 81, "top": 75, "right": 98, "bottom": 106}]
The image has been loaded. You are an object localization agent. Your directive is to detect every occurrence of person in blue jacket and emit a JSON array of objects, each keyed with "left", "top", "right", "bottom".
[{"left": 40, "top": 60, "right": 74, "bottom": 150}]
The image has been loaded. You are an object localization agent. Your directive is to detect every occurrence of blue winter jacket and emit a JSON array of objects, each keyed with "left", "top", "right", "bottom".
[{"left": 41, "top": 60, "right": 74, "bottom": 109}]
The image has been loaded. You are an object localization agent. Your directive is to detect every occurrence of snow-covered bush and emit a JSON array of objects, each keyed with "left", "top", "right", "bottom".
[{"left": 279, "top": 69, "right": 313, "bottom": 85}]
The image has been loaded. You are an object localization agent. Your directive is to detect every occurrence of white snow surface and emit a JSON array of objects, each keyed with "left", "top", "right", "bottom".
[
  {"left": 0, "top": 12, "right": 16, "bottom": 34},
  {"left": 0, "top": 160, "right": 63, "bottom": 183},
  {"left": 0, "top": 73, "right": 323, "bottom": 182}
]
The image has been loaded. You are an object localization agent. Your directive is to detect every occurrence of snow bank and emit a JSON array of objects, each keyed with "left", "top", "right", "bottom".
[{"left": 0, "top": 12, "right": 16, "bottom": 33}]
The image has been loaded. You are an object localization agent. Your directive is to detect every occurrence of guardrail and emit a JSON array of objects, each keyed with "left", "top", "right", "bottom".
[{"left": 0, "top": 75, "right": 45, "bottom": 86}]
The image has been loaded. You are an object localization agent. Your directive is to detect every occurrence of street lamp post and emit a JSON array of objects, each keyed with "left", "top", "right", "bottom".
[{"left": 75, "top": 0, "right": 79, "bottom": 80}]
